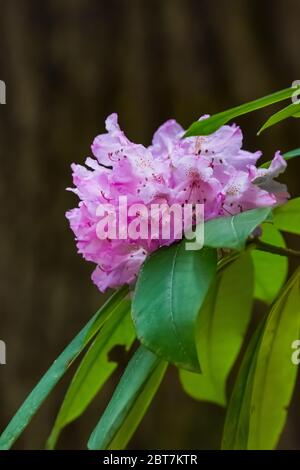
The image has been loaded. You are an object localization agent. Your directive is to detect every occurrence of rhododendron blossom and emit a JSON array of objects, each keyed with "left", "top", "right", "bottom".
[{"left": 66, "top": 113, "right": 288, "bottom": 292}]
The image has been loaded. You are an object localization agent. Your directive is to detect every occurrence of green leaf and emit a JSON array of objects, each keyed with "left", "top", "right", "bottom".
[
  {"left": 248, "top": 269, "right": 300, "bottom": 449},
  {"left": 222, "top": 268, "right": 300, "bottom": 449},
  {"left": 260, "top": 148, "right": 300, "bottom": 168},
  {"left": 46, "top": 303, "right": 135, "bottom": 449},
  {"left": 283, "top": 148, "right": 300, "bottom": 159},
  {"left": 132, "top": 242, "right": 217, "bottom": 372},
  {"left": 222, "top": 318, "right": 265, "bottom": 449},
  {"left": 0, "top": 286, "right": 128, "bottom": 450},
  {"left": 184, "top": 86, "right": 300, "bottom": 137},
  {"left": 258, "top": 102, "right": 300, "bottom": 135},
  {"left": 252, "top": 223, "right": 288, "bottom": 304},
  {"left": 180, "top": 252, "right": 254, "bottom": 406},
  {"left": 287, "top": 147, "right": 300, "bottom": 158},
  {"left": 273, "top": 197, "right": 300, "bottom": 235},
  {"left": 88, "top": 346, "right": 167, "bottom": 450},
  {"left": 204, "top": 207, "right": 272, "bottom": 250}
]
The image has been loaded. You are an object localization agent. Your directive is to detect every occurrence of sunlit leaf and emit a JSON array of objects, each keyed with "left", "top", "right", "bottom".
[
  {"left": 258, "top": 102, "right": 300, "bottom": 135},
  {"left": 180, "top": 252, "right": 254, "bottom": 406},
  {"left": 46, "top": 304, "right": 135, "bottom": 449},
  {"left": 248, "top": 269, "right": 300, "bottom": 449},
  {"left": 273, "top": 197, "right": 300, "bottom": 235},
  {"left": 0, "top": 287, "right": 129, "bottom": 450},
  {"left": 88, "top": 346, "right": 167, "bottom": 450},
  {"left": 223, "top": 269, "right": 300, "bottom": 449},
  {"left": 132, "top": 242, "right": 217, "bottom": 372},
  {"left": 184, "top": 86, "right": 300, "bottom": 137},
  {"left": 222, "top": 319, "right": 265, "bottom": 449},
  {"left": 252, "top": 223, "right": 288, "bottom": 304}
]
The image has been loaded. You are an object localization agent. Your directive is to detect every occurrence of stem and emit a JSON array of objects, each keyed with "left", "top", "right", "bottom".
[
  {"left": 252, "top": 239, "right": 300, "bottom": 259},
  {"left": 217, "top": 251, "right": 239, "bottom": 272}
]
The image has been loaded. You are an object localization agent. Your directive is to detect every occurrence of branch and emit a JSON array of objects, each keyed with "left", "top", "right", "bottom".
[{"left": 252, "top": 239, "right": 300, "bottom": 259}]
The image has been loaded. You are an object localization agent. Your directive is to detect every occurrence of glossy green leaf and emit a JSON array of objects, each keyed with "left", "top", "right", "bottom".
[
  {"left": 222, "top": 319, "right": 265, "bottom": 449},
  {"left": 132, "top": 242, "right": 217, "bottom": 372},
  {"left": 184, "top": 86, "right": 300, "bottom": 137},
  {"left": 88, "top": 346, "right": 167, "bottom": 450},
  {"left": 47, "top": 303, "right": 135, "bottom": 449},
  {"left": 252, "top": 223, "right": 288, "bottom": 304},
  {"left": 180, "top": 252, "right": 254, "bottom": 406},
  {"left": 273, "top": 197, "right": 300, "bottom": 235},
  {"left": 258, "top": 102, "right": 300, "bottom": 135},
  {"left": 260, "top": 148, "right": 300, "bottom": 168},
  {"left": 248, "top": 269, "right": 300, "bottom": 449},
  {"left": 0, "top": 286, "right": 128, "bottom": 450},
  {"left": 204, "top": 207, "right": 272, "bottom": 250}
]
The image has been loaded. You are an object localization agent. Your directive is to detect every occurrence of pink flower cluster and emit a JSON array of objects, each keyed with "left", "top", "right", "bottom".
[{"left": 66, "top": 113, "right": 288, "bottom": 292}]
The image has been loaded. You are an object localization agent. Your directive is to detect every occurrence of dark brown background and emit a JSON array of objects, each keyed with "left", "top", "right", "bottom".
[{"left": 0, "top": 0, "right": 299, "bottom": 449}]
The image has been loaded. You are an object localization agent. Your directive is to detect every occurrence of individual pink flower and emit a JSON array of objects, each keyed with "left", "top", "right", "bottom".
[{"left": 66, "top": 113, "right": 288, "bottom": 292}]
